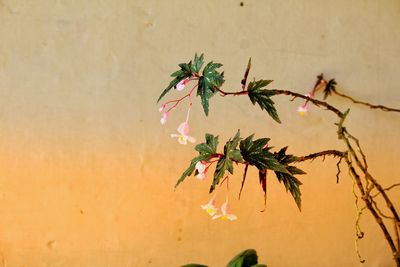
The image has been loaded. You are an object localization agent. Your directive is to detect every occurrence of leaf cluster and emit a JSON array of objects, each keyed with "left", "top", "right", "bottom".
[
  {"left": 176, "top": 132, "right": 305, "bottom": 210},
  {"left": 158, "top": 53, "right": 225, "bottom": 115}
]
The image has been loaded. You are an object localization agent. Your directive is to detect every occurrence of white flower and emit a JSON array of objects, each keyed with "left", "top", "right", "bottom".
[
  {"left": 297, "top": 105, "right": 308, "bottom": 116},
  {"left": 170, "top": 121, "right": 196, "bottom": 145},
  {"left": 201, "top": 195, "right": 219, "bottom": 216},
  {"left": 212, "top": 198, "right": 237, "bottom": 221},
  {"left": 195, "top": 161, "right": 207, "bottom": 180},
  {"left": 160, "top": 112, "right": 169, "bottom": 124},
  {"left": 175, "top": 78, "right": 190, "bottom": 91}
]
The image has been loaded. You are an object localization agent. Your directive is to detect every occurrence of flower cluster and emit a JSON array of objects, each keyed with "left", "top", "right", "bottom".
[
  {"left": 158, "top": 78, "right": 197, "bottom": 145},
  {"left": 201, "top": 195, "right": 237, "bottom": 221}
]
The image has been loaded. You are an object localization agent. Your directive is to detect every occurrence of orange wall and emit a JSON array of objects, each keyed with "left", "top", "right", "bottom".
[{"left": 0, "top": 1, "right": 399, "bottom": 266}]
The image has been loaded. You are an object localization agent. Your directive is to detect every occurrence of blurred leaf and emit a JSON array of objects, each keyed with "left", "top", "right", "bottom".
[
  {"left": 181, "top": 264, "right": 208, "bottom": 267},
  {"left": 227, "top": 249, "right": 258, "bottom": 267},
  {"left": 241, "top": 58, "right": 252, "bottom": 90},
  {"left": 323, "top": 78, "right": 337, "bottom": 100},
  {"left": 247, "top": 80, "right": 280, "bottom": 123}
]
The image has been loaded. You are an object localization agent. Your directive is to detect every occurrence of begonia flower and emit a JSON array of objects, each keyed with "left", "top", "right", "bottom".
[
  {"left": 175, "top": 78, "right": 190, "bottom": 91},
  {"left": 160, "top": 112, "right": 169, "bottom": 124},
  {"left": 170, "top": 121, "right": 196, "bottom": 145},
  {"left": 195, "top": 161, "right": 207, "bottom": 180},
  {"left": 201, "top": 195, "right": 219, "bottom": 216},
  {"left": 212, "top": 198, "right": 237, "bottom": 221}
]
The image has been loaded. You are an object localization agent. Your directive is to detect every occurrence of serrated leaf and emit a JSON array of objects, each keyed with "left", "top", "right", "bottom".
[
  {"left": 239, "top": 135, "right": 288, "bottom": 173},
  {"left": 176, "top": 133, "right": 220, "bottom": 188},
  {"left": 197, "top": 61, "right": 225, "bottom": 116},
  {"left": 210, "top": 156, "right": 229, "bottom": 193},
  {"left": 259, "top": 169, "right": 267, "bottom": 210},
  {"left": 273, "top": 147, "right": 306, "bottom": 211},
  {"left": 247, "top": 80, "right": 281, "bottom": 123},
  {"left": 191, "top": 53, "right": 204, "bottom": 74},
  {"left": 323, "top": 78, "right": 337, "bottom": 100},
  {"left": 227, "top": 249, "right": 258, "bottom": 267},
  {"left": 209, "top": 131, "right": 242, "bottom": 193},
  {"left": 275, "top": 172, "right": 303, "bottom": 210},
  {"left": 195, "top": 133, "right": 219, "bottom": 155},
  {"left": 241, "top": 58, "right": 252, "bottom": 90},
  {"left": 157, "top": 60, "right": 193, "bottom": 103}
]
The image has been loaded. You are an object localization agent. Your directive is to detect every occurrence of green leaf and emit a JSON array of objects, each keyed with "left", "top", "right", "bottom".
[
  {"left": 191, "top": 53, "right": 204, "bottom": 74},
  {"left": 175, "top": 155, "right": 208, "bottom": 188},
  {"left": 227, "top": 249, "right": 258, "bottom": 267},
  {"left": 273, "top": 147, "right": 306, "bottom": 211},
  {"left": 176, "top": 133, "right": 220, "bottom": 188},
  {"left": 323, "top": 78, "right": 337, "bottom": 100},
  {"left": 158, "top": 54, "right": 207, "bottom": 103},
  {"left": 259, "top": 169, "right": 267, "bottom": 209},
  {"left": 197, "top": 61, "right": 225, "bottom": 115},
  {"left": 239, "top": 135, "right": 288, "bottom": 173},
  {"left": 209, "top": 131, "right": 242, "bottom": 193},
  {"left": 195, "top": 133, "right": 219, "bottom": 155},
  {"left": 181, "top": 264, "right": 208, "bottom": 267},
  {"left": 247, "top": 80, "right": 281, "bottom": 123}
]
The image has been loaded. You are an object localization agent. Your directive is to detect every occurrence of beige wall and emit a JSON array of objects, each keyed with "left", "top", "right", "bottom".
[{"left": 0, "top": 0, "right": 400, "bottom": 266}]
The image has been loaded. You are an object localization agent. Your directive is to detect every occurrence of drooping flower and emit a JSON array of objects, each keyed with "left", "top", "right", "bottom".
[
  {"left": 212, "top": 198, "right": 237, "bottom": 221},
  {"left": 297, "top": 104, "right": 308, "bottom": 116},
  {"left": 170, "top": 121, "right": 196, "bottom": 145},
  {"left": 160, "top": 112, "right": 169, "bottom": 124},
  {"left": 195, "top": 161, "right": 207, "bottom": 180},
  {"left": 175, "top": 78, "right": 190, "bottom": 91},
  {"left": 201, "top": 195, "right": 219, "bottom": 216},
  {"left": 158, "top": 104, "right": 166, "bottom": 113}
]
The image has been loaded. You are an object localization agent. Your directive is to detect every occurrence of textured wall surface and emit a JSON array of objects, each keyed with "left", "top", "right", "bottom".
[{"left": 0, "top": 1, "right": 399, "bottom": 266}]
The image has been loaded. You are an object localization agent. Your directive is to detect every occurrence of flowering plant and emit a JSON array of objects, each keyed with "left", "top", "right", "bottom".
[{"left": 158, "top": 54, "right": 400, "bottom": 266}]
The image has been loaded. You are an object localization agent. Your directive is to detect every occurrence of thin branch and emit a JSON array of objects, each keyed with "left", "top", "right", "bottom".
[
  {"left": 372, "top": 183, "right": 400, "bottom": 198},
  {"left": 333, "top": 90, "right": 400, "bottom": 113},
  {"left": 336, "top": 156, "right": 344, "bottom": 184},
  {"left": 294, "top": 150, "right": 345, "bottom": 162}
]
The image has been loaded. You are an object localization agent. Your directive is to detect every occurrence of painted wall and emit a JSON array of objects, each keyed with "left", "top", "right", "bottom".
[{"left": 0, "top": 1, "right": 399, "bottom": 266}]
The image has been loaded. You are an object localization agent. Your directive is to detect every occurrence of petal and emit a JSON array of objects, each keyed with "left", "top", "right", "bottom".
[
  {"left": 177, "top": 122, "right": 189, "bottom": 135},
  {"left": 187, "top": 136, "right": 196, "bottom": 143},
  {"left": 211, "top": 214, "right": 222, "bottom": 220},
  {"left": 170, "top": 134, "right": 180, "bottom": 138},
  {"left": 160, "top": 112, "right": 168, "bottom": 124},
  {"left": 195, "top": 161, "right": 207, "bottom": 173},
  {"left": 196, "top": 173, "right": 205, "bottom": 180}
]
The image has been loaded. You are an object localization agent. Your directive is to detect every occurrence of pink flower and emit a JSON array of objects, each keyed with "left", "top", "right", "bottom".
[
  {"left": 160, "top": 112, "right": 169, "bottom": 124},
  {"left": 158, "top": 104, "right": 166, "bottom": 113},
  {"left": 170, "top": 121, "right": 196, "bottom": 145},
  {"left": 201, "top": 195, "right": 219, "bottom": 216},
  {"left": 195, "top": 161, "right": 207, "bottom": 180},
  {"left": 212, "top": 198, "right": 237, "bottom": 221},
  {"left": 175, "top": 78, "right": 190, "bottom": 91},
  {"left": 297, "top": 105, "right": 308, "bottom": 116}
]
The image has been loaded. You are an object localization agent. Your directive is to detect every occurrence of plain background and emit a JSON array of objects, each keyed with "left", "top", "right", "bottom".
[{"left": 0, "top": 1, "right": 399, "bottom": 266}]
